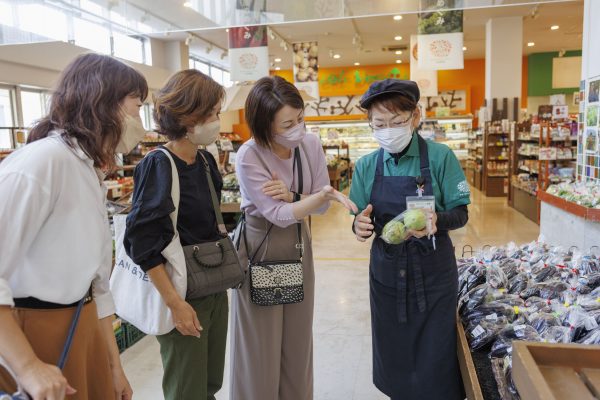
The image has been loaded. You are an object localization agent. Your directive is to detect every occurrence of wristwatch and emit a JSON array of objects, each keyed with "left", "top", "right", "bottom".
[{"left": 291, "top": 191, "right": 301, "bottom": 202}]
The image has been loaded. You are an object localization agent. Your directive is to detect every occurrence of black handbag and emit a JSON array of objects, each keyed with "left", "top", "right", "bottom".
[
  {"left": 182, "top": 152, "right": 245, "bottom": 300},
  {"left": 243, "top": 147, "right": 304, "bottom": 307}
]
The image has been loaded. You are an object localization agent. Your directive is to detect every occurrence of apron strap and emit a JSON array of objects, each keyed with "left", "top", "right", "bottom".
[
  {"left": 417, "top": 134, "right": 432, "bottom": 180},
  {"left": 374, "top": 148, "right": 385, "bottom": 177},
  {"left": 395, "top": 241, "right": 429, "bottom": 324}
]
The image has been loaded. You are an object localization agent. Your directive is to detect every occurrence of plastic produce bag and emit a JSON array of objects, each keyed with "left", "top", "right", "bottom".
[
  {"left": 524, "top": 297, "right": 553, "bottom": 314},
  {"left": 508, "top": 273, "right": 530, "bottom": 295},
  {"left": 577, "top": 327, "right": 600, "bottom": 345},
  {"left": 380, "top": 209, "right": 428, "bottom": 245},
  {"left": 458, "top": 263, "right": 486, "bottom": 300},
  {"left": 561, "top": 306, "right": 596, "bottom": 342},
  {"left": 486, "top": 263, "right": 508, "bottom": 289},
  {"left": 465, "top": 315, "right": 509, "bottom": 350},
  {"left": 490, "top": 323, "right": 541, "bottom": 359},
  {"left": 527, "top": 312, "right": 561, "bottom": 335},
  {"left": 462, "top": 301, "right": 518, "bottom": 326},
  {"left": 458, "top": 284, "right": 489, "bottom": 316},
  {"left": 541, "top": 326, "right": 572, "bottom": 344},
  {"left": 498, "top": 258, "right": 520, "bottom": 281},
  {"left": 520, "top": 280, "right": 569, "bottom": 300}
]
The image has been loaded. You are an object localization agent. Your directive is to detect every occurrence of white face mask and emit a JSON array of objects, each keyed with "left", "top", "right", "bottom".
[
  {"left": 273, "top": 123, "right": 306, "bottom": 149},
  {"left": 188, "top": 119, "right": 221, "bottom": 146},
  {"left": 116, "top": 114, "right": 146, "bottom": 154},
  {"left": 373, "top": 125, "right": 413, "bottom": 154}
]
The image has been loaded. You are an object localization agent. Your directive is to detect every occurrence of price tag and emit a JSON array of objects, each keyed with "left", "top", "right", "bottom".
[
  {"left": 514, "top": 324, "right": 526, "bottom": 338},
  {"left": 471, "top": 324, "right": 485, "bottom": 338},
  {"left": 485, "top": 313, "right": 498, "bottom": 321}
]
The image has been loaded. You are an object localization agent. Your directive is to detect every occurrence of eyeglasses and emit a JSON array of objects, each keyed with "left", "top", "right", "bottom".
[{"left": 369, "top": 112, "right": 413, "bottom": 129}]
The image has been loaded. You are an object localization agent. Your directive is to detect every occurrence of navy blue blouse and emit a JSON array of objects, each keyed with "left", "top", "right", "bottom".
[{"left": 124, "top": 147, "right": 223, "bottom": 272}]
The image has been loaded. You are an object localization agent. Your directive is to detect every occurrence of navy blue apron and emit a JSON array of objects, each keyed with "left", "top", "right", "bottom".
[{"left": 369, "top": 135, "right": 462, "bottom": 400}]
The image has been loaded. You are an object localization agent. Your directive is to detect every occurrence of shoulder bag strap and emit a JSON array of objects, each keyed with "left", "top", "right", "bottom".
[
  {"left": 299, "top": 142, "right": 313, "bottom": 193},
  {"left": 198, "top": 151, "right": 227, "bottom": 236},
  {"left": 57, "top": 296, "right": 86, "bottom": 370},
  {"left": 154, "top": 148, "right": 181, "bottom": 230}
]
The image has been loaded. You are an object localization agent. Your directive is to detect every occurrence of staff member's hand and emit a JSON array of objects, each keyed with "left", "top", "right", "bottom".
[
  {"left": 263, "top": 172, "right": 293, "bottom": 203},
  {"left": 354, "top": 204, "right": 374, "bottom": 242},
  {"left": 406, "top": 210, "right": 437, "bottom": 239}
]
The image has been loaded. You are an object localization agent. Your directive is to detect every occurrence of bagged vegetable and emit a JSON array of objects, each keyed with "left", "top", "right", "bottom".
[
  {"left": 380, "top": 209, "right": 429, "bottom": 245},
  {"left": 458, "top": 263, "right": 486, "bottom": 300},
  {"left": 541, "top": 326, "right": 572, "bottom": 343},
  {"left": 486, "top": 263, "right": 508, "bottom": 289},
  {"left": 490, "top": 323, "right": 541, "bottom": 359},
  {"left": 462, "top": 301, "right": 518, "bottom": 326},
  {"left": 466, "top": 315, "right": 508, "bottom": 350},
  {"left": 527, "top": 312, "right": 561, "bottom": 335},
  {"left": 577, "top": 327, "right": 600, "bottom": 345},
  {"left": 507, "top": 273, "right": 530, "bottom": 295}
]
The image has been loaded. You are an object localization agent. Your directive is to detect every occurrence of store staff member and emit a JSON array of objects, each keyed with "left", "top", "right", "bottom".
[{"left": 350, "top": 79, "right": 471, "bottom": 400}]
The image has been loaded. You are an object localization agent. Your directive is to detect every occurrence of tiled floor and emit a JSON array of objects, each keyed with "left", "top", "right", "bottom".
[{"left": 121, "top": 188, "right": 540, "bottom": 400}]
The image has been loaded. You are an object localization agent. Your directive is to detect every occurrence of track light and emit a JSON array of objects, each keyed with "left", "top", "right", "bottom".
[
  {"left": 220, "top": 50, "right": 228, "bottom": 60},
  {"left": 206, "top": 43, "right": 213, "bottom": 54},
  {"left": 185, "top": 34, "right": 193, "bottom": 46},
  {"left": 268, "top": 28, "right": 275, "bottom": 40},
  {"left": 283, "top": 43, "right": 288, "bottom": 51}
]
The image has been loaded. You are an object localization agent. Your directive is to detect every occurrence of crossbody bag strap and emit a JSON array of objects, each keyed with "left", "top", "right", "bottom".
[
  {"left": 299, "top": 142, "right": 313, "bottom": 193},
  {"left": 294, "top": 147, "right": 304, "bottom": 259},
  {"left": 57, "top": 296, "right": 86, "bottom": 370},
  {"left": 198, "top": 151, "right": 227, "bottom": 236}
]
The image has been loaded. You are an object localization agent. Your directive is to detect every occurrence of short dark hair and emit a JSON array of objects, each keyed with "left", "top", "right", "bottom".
[
  {"left": 153, "top": 69, "right": 225, "bottom": 140},
  {"left": 28, "top": 53, "right": 148, "bottom": 169},
  {"left": 245, "top": 76, "right": 304, "bottom": 147},
  {"left": 365, "top": 92, "right": 417, "bottom": 120}
]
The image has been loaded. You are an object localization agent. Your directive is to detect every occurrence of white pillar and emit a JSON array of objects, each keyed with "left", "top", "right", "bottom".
[{"left": 485, "top": 17, "right": 523, "bottom": 118}]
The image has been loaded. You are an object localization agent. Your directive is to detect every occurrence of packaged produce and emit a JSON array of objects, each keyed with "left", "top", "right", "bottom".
[
  {"left": 507, "top": 273, "right": 530, "bottom": 295},
  {"left": 527, "top": 312, "right": 561, "bottom": 335},
  {"left": 490, "top": 322, "right": 541, "bottom": 359},
  {"left": 380, "top": 209, "right": 429, "bottom": 245},
  {"left": 458, "top": 263, "right": 486, "bottom": 299},
  {"left": 462, "top": 301, "right": 518, "bottom": 326},
  {"left": 486, "top": 263, "right": 508, "bottom": 289},
  {"left": 520, "top": 280, "right": 569, "bottom": 300},
  {"left": 541, "top": 326, "right": 572, "bottom": 343},
  {"left": 577, "top": 327, "right": 600, "bottom": 345},
  {"left": 466, "top": 316, "right": 508, "bottom": 350}
]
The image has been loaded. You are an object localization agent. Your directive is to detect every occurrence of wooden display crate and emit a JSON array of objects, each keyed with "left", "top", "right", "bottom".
[
  {"left": 513, "top": 342, "right": 600, "bottom": 400},
  {"left": 457, "top": 319, "right": 485, "bottom": 400}
]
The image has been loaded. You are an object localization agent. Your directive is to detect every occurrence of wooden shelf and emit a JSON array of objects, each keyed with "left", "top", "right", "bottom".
[
  {"left": 220, "top": 202, "right": 241, "bottom": 213},
  {"left": 538, "top": 191, "right": 600, "bottom": 223}
]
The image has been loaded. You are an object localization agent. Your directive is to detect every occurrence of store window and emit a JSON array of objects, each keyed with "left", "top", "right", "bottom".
[
  {"left": 0, "top": 88, "right": 15, "bottom": 149},
  {"left": 20, "top": 90, "right": 46, "bottom": 129},
  {"left": 17, "top": 3, "right": 68, "bottom": 42},
  {"left": 113, "top": 33, "right": 145, "bottom": 64},
  {"left": 210, "top": 67, "right": 224, "bottom": 86},
  {"left": 223, "top": 71, "right": 233, "bottom": 87},
  {"left": 73, "top": 17, "right": 112, "bottom": 55}
]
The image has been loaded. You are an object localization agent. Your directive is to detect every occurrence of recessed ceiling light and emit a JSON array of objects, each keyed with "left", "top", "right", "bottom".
[
  {"left": 393, "top": 15, "right": 403, "bottom": 21},
  {"left": 274, "top": 58, "right": 282, "bottom": 62},
  {"left": 275, "top": 67, "right": 281, "bottom": 71},
  {"left": 395, "top": 50, "right": 403, "bottom": 55},
  {"left": 354, "top": 62, "right": 360, "bottom": 66},
  {"left": 333, "top": 54, "right": 341, "bottom": 59},
  {"left": 396, "top": 59, "right": 402, "bottom": 64},
  {"left": 225, "top": 28, "right": 229, "bottom": 32},
  {"left": 463, "top": 46, "right": 467, "bottom": 51},
  {"left": 183, "top": 1, "right": 192, "bottom": 8},
  {"left": 551, "top": 25, "right": 559, "bottom": 30},
  {"left": 394, "top": 36, "right": 402, "bottom": 41},
  {"left": 527, "top": 42, "right": 535, "bottom": 47}
]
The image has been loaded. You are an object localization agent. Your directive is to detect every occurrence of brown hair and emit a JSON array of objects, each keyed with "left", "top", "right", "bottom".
[
  {"left": 365, "top": 92, "right": 417, "bottom": 120},
  {"left": 245, "top": 76, "right": 304, "bottom": 147},
  {"left": 28, "top": 53, "right": 148, "bottom": 168},
  {"left": 153, "top": 69, "right": 225, "bottom": 140}
]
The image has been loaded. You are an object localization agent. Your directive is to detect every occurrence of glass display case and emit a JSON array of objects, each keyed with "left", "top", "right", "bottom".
[
  {"left": 307, "top": 121, "right": 376, "bottom": 163},
  {"left": 420, "top": 116, "right": 473, "bottom": 170}
]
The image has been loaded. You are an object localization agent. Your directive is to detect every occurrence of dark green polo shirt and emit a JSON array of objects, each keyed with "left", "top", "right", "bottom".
[{"left": 349, "top": 133, "right": 471, "bottom": 213}]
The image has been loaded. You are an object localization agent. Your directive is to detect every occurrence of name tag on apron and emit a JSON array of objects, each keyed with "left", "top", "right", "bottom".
[{"left": 406, "top": 195, "right": 435, "bottom": 212}]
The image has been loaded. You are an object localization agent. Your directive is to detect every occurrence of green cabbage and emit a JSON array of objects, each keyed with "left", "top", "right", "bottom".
[
  {"left": 404, "top": 209, "right": 427, "bottom": 231},
  {"left": 382, "top": 220, "right": 406, "bottom": 244}
]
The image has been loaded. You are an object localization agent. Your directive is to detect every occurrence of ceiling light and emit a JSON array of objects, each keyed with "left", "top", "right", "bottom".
[
  {"left": 183, "top": 1, "right": 192, "bottom": 8},
  {"left": 268, "top": 28, "right": 275, "bottom": 40},
  {"left": 395, "top": 50, "right": 402, "bottom": 55},
  {"left": 551, "top": 25, "right": 559, "bottom": 30},
  {"left": 184, "top": 34, "right": 193, "bottom": 46},
  {"left": 396, "top": 59, "right": 402, "bottom": 64},
  {"left": 463, "top": 46, "right": 467, "bottom": 51},
  {"left": 333, "top": 54, "right": 341, "bottom": 59},
  {"left": 220, "top": 50, "right": 227, "bottom": 60},
  {"left": 225, "top": 28, "right": 229, "bottom": 32},
  {"left": 283, "top": 43, "right": 288, "bottom": 51},
  {"left": 275, "top": 67, "right": 281, "bottom": 71},
  {"left": 393, "top": 15, "right": 403, "bottom": 21},
  {"left": 206, "top": 43, "right": 213, "bottom": 54},
  {"left": 527, "top": 42, "right": 535, "bottom": 47},
  {"left": 354, "top": 62, "right": 360, "bottom": 66},
  {"left": 394, "top": 36, "right": 402, "bottom": 41},
  {"left": 274, "top": 58, "right": 282, "bottom": 63}
]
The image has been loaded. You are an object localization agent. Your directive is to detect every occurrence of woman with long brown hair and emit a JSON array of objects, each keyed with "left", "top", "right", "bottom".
[
  {"left": 124, "top": 69, "right": 228, "bottom": 400},
  {"left": 0, "top": 53, "right": 148, "bottom": 400}
]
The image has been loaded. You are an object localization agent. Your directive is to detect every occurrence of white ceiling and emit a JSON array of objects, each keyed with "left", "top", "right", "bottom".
[{"left": 181, "top": 0, "right": 583, "bottom": 69}]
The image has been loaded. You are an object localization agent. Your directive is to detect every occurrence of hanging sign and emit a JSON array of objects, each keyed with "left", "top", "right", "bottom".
[
  {"left": 293, "top": 41, "right": 319, "bottom": 98},
  {"left": 417, "top": 0, "right": 464, "bottom": 70},
  {"left": 410, "top": 35, "right": 438, "bottom": 97},
  {"left": 228, "top": 26, "right": 269, "bottom": 82}
]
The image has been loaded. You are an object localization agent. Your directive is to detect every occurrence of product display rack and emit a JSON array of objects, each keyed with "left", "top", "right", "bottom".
[
  {"left": 509, "top": 121, "right": 539, "bottom": 223},
  {"left": 466, "top": 128, "right": 484, "bottom": 190},
  {"left": 308, "top": 121, "right": 375, "bottom": 163},
  {"left": 422, "top": 116, "right": 473, "bottom": 172},
  {"left": 482, "top": 121, "right": 510, "bottom": 197}
]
